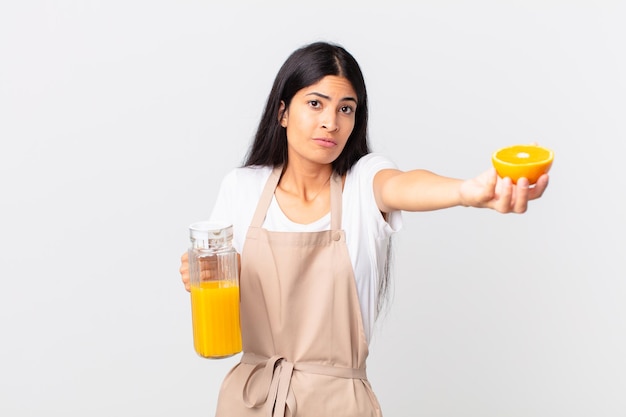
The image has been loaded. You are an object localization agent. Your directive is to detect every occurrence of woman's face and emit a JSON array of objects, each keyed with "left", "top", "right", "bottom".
[{"left": 280, "top": 75, "right": 357, "bottom": 167}]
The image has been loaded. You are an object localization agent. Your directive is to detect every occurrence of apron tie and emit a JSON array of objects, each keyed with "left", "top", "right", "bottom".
[
  {"left": 242, "top": 354, "right": 296, "bottom": 417},
  {"left": 240, "top": 352, "right": 369, "bottom": 417}
]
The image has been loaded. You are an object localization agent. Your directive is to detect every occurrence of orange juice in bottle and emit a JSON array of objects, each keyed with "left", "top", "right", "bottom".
[
  {"left": 191, "top": 281, "right": 242, "bottom": 358},
  {"left": 188, "top": 222, "right": 241, "bottom": 359}
]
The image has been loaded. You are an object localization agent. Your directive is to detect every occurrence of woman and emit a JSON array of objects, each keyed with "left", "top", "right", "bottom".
[{"left": 180, "top": 41, "right": 549, "bottom": 417}]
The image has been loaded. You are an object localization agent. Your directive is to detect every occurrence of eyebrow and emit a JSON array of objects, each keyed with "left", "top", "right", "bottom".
[{"left": 305, "top": 92, "right": 358, "bottom": 104}]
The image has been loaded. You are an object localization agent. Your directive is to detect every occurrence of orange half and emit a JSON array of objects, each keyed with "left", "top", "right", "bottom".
[{"left": 491, "top": 144, "right": 554, "bottom": 184}]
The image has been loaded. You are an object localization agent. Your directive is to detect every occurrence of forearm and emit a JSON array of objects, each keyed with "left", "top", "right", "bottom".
[{"left": 377, "top": 169, "right": 464, "bottom": 212}]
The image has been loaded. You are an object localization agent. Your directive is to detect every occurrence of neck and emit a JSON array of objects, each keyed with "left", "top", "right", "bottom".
[{"left": 278, "top": 164, "right": 333, "bottom": 203}]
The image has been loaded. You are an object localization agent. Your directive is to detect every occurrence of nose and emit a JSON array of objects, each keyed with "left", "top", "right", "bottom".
[{"left": 321, "top": 110, "right": 339, "bottom": 132}]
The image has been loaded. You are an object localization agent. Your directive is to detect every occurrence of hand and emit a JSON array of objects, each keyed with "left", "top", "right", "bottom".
[
  {"left": 460, "top": 168, "right": 549, "bottom": 213},
  {"left": 180, "top": 251, "right": 191, "bottom": 292},
  {"left": 180, "top": 251, "right": 224, "bottom": 292}
]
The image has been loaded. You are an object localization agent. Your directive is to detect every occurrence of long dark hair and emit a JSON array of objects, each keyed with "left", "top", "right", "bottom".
[{"left": 243, "top": 41, "right": 370, "bottom": 175}]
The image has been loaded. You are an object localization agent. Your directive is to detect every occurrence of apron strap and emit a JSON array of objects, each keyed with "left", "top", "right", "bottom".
[
  {"left": 250, "top": 166, "right": 283, "bottom": 229},
  {"left": 329, "top": 172, "right": 342, "bottom": 231}
]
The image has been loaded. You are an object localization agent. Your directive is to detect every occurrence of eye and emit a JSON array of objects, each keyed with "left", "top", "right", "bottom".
[
  {"left": 308, "top": 100, "right": 321, "bottom": 109},
  {"left": 340, "top": 105, "right": 355, "bottom": 115}
]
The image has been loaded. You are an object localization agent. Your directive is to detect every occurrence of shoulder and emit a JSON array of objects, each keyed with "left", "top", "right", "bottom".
[
  {"left": 213, "top": 165, "right": 273, "bottom": 215},
  {"left": 347, "top": 153, "right": 398, "bottom": 185},
  {"left": 220, "top": 165, "right": 273, "bottom": 192},
  {"left": 351, "top": 153, "right": 398, "bottom": 174},
  {"left": 344, "top": 153, "right": 397, "bottom": 204},
  {"left": 212, "top": 165, "right": 274, "bottom": 252},
  {"left": 343, "top": 153, "right": 403, "bottom": 233}
]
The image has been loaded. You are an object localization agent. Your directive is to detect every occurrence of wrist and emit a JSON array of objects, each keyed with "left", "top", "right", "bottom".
[{"left": 458, "top": 179, "right": 470, "bottom": 207}]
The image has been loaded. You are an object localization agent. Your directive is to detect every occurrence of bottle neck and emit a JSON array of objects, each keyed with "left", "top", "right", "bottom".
[
  {"left": 189, "top": 223, "right": 234, "bottom": 251},
  {"left": 190, "top": 236, "right": 233, "bottom": 251}
]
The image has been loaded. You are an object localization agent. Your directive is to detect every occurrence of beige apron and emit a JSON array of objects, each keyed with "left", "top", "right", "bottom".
[{"left": 215, "top": 166, "right": 382, "bottom": 417}]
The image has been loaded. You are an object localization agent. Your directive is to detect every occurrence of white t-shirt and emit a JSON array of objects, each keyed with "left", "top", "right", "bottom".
[{"left": 209, "top": 153, "right": 403, "bottom": 343}]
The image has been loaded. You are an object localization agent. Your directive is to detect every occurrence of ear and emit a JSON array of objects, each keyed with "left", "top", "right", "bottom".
[{"left": 278, "top": 101, "right": 287, "bottom": 127}]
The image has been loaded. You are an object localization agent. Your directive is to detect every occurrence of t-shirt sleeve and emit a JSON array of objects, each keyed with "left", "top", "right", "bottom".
[
  {"left": 354, "top": 153, "right": 403, "bottom": 236},
  {"left": 209, "top": 169, "right": 237, "bottom": 228}
]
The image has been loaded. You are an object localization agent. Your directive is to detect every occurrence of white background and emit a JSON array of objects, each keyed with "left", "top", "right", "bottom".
[{"left": 1, "top": 1, "right": 625, "bottom": 416}]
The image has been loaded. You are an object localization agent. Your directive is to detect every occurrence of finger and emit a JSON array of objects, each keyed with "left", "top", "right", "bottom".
[
  {"left": 496, "top": 177, "right": 513, "bottom": 212},
  {"left": 180, "top": 267, "right": 190, "bottom": 280},
  {"left": 484, "top": 168, "right": 498, "bottom": 202},
  {"left": 513, "top": 177, "right": 530, "bottom": 213},
  {"left": 529, "top": 174, "right": 549, "bottom": 200},
  {"left": 181, "top": 272, "right": 191, "bottom": 292}
]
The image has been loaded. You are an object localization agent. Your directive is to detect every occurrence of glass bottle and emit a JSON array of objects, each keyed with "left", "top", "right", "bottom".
[{"left": 188, "top": 221, "right": 241, "bottom": 359}]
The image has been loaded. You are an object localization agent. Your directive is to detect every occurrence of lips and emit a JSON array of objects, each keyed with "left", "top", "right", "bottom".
[{"left": 313, "top": 138, "right": 337, "bottom": 148}]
